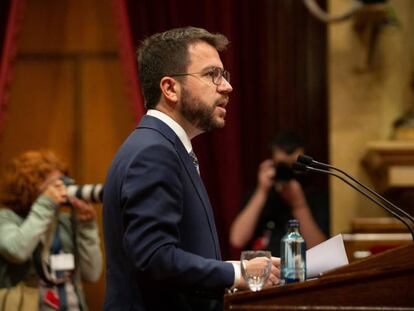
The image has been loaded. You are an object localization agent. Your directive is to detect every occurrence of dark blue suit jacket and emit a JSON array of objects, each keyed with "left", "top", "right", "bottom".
[{"left": 103, "top": 115, "right": 234, "bottom": 311}]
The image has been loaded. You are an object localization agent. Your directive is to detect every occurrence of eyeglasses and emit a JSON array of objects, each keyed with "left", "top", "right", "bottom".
[{"left": 169, "top": 67, "right": 230, "bottom": 86}]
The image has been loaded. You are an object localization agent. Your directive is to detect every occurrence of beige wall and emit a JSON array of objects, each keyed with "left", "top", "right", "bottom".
[{"left": 329, "top": 0, "right": 414, "bottom": 234}]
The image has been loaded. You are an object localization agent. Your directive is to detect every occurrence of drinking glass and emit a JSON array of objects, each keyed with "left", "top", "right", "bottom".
[{"left": 240, "top": 250, "right": 272, "bottom": 292}]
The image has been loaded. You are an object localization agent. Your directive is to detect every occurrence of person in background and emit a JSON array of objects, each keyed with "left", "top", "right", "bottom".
[
  {"left": 0, "top": 150, "right": 102, "bottom": 310},
  {"left": 230, "top": 131, "right": 329, "bottom": 256},
  {"left": 103, "top": 26, "right": 280, "bottom": 311}
]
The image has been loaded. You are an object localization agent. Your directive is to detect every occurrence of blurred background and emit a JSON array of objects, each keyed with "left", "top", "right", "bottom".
[{"left": 1, "top": 0, "right": 413, "bottom": 309}]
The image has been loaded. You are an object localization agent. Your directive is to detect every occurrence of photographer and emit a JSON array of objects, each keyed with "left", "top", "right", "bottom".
[
  {"left": 230, "top": 131, "right": 328, "bottom": 256},
  {"left": 0, "top": 150, "right": 102, "bottom": 310}
]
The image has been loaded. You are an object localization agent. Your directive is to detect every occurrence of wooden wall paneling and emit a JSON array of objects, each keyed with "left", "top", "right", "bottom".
[
  {"left": 79, "top": 55, "right": 136, "bottom": 311},
  {"left": 18, "top": 0, "right": 118, "bottom": 53},
  {"left": 0, "top": 58, "right": 76, "bottom": 171},
  {"left": 78, "top": 56, "right": 135, "bottom": 184}
]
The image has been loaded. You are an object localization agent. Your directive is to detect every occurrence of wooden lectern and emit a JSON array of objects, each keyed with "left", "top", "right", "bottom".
[{"left": 224, "top": 243, "right": 414, "bottom": 310}]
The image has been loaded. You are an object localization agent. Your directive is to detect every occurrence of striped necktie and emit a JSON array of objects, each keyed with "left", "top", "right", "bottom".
[{"left": 189, "top": 150, "right": 200, "bottom": 175}]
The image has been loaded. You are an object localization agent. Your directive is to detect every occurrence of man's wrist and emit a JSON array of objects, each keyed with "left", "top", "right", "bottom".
[
  {"left": 254, "top": 186, "right": 270, "bottom": 198},
  {"left": 229, "top": 261, "right": 241, "bottom": 289},
  {"left": 291, "top": 200, "right": 309, "bottom": 213}
]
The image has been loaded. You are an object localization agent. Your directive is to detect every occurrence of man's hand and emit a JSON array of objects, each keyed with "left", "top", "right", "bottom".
[
  {"left": 257, "top": 159, "right": 276, "bottom": 192},
  {"left": 265, "top": 257, "right": 281, "bottom": 287},
  {"left": 235, "top": 256, "right": 280, "bottom": 289}
]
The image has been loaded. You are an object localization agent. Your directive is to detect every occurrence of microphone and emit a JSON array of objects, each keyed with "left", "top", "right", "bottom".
[{"left": 293, "top": 159, "right": 414, "bottom": 240}]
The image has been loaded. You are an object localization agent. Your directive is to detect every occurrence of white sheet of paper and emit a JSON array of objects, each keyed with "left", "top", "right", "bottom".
[{"left": 306, "top": 234, "right": 349, "bottom": 278}]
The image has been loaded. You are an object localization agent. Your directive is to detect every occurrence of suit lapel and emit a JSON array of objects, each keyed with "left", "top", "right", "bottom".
[{"left": 138, "top": 115, "right": 221, "bottom": 259}]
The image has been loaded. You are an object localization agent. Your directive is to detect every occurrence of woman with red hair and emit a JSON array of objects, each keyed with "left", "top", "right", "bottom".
[{"left": 0, "top": 150, "right": 102, "bottom": 310}]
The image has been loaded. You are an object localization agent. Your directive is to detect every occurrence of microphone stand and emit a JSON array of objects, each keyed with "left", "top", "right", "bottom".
[
  {"left": 293, "top": 162, "right": 414, "bottom": 240},
  {"left": 298, "top": 155, "right": 414, "bottom": 225}
]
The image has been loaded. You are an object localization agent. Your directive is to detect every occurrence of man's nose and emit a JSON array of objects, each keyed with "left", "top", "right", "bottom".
[{"left": 217, "top": 78, "right": 233, "bottom": 93}]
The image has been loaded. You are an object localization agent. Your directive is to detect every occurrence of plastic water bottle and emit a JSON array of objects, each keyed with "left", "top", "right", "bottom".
[{"left": 280, "top": 219, "right": 306, "bottom": 284}]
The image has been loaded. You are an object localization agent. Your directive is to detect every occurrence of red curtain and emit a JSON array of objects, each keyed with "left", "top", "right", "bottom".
[
  {"left": 0, "top": 0, "right": 25, "bottom": 136},
  {"left": 111, "top": 0, "right": 146, "bottom": 121},
  {"left": 113, "top": 0, "right": 328, "bottom": 259}
]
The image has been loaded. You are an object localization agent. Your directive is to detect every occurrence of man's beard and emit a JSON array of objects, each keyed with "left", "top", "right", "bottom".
[{"left": 179, "top": 86, "right": 225, "bottom": 132}]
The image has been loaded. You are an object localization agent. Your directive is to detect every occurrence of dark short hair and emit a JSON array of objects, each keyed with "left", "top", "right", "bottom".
[
  {"left": 270, "top": 130, "right": 304, "bottom": 154},
  {"left": 137, "top": 26, "right": 229, "bottom": 109}
]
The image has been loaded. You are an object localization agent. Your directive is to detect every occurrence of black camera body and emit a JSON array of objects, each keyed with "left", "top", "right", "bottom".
[{"left": 274, "top": 163, "right": 295, "bottom": 182}]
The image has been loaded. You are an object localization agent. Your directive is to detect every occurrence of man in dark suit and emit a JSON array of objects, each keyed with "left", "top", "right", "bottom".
[{"left": 103, "top": 27, "right": 280, "bottom": 311}]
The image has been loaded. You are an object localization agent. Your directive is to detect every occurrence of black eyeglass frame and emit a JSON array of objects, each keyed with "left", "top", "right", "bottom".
[{"left": 168, "top": 67, "right": 230, "bottom": 86}]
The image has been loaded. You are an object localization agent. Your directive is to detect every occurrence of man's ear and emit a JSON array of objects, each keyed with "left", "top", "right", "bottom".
[{"left": 160, "top": 77, "right": 180, "bottom": 104}]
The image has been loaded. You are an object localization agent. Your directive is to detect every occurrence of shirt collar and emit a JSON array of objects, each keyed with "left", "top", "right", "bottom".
[{"left": 146, "top": 109, "right": 193, "bottom": 153}]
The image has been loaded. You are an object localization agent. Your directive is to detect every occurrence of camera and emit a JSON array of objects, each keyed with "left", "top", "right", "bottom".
[
  {"left": 61, "top": 176, "right": 103, "bottom": 203},
  {"left": 274, "top": 163, "right": 295, "bottom": 182}
]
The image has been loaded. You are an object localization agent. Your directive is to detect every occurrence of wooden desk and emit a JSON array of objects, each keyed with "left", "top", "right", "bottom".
[{"left": 224, "top": 243, "right": 414, "bottom": 310}]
